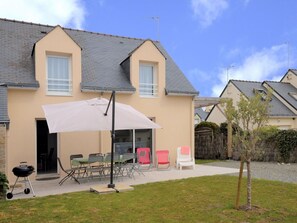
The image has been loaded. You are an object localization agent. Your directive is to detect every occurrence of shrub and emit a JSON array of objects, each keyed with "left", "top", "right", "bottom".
[
  {"left": 275, "top": 130, "right": 297, "bottom": 163},
  {"left": 219, "top": 122, "right": 242, "bottom": 135},
  {"left": 196, "top": 121, "right": 220, "bottom": 133},
  {"left": 257, "top": 125, "right": 279, "bottom": 142},
  {"left": 0, "top": 172, "right": 9, "bottom": 199}
]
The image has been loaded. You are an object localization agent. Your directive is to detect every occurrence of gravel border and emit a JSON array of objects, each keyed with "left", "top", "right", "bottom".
[{"left": 203, "top": 160, "right": 297, "bottom": 183}]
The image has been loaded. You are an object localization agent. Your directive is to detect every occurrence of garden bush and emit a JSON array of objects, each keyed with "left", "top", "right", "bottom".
[
  {"left": 219, "top": 122, "right": 242, "bottom": 135},
  {"left": 275, "top": 129, "right": 297, "bottom": 163},
  {"left": 0, "top": 172, "right": 9, "bottom": 200},
  {"left": 196, "top": 121, "right": 220, "bottom": 133}
]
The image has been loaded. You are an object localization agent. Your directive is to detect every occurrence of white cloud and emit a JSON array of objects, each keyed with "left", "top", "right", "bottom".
[
  {"left": 211, "top": 44, "right": 288, "bottom": 96},
  {"left": 0, "top": 0, "right": 85, "bottom": 29},
  {"left": 191, "top": 0, "right": 228, "bottom": 27}
]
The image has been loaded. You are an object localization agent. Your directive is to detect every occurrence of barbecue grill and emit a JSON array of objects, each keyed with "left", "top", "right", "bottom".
[{"left": 6, "top": 162, "right": 36, "bottom": 199}]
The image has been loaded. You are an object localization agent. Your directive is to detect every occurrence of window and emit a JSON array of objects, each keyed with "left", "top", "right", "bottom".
[
  {"left": 47, "top": 56, "right": 72, "bottom": 95},
  {"left": 253, "top": 88, "right": 269, "bottom": 101},
  {"left": 139, "top": 63, "right": 158, "bottom": 97}
]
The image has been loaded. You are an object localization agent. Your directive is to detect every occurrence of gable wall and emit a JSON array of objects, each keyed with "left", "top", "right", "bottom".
[
  {"left": 281, "top": 70, "right": 297, "bottom": 88},
  {"left": 207, "top": 82, "right": 242, "bottom": 125}
]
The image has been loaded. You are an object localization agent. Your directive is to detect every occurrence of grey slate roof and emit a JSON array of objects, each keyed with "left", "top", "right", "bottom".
[
  {"left": 195, "top": 108, "right": 208, "bottom": 120},
  {"left": 0, "top": 18, "right": 197, "bottom": 95},
  {"left": 231, "top": 80, "right": 296, "bottom": 117},
  {"left": 0, "top": 18, "right": 197, "bottom": 124}
]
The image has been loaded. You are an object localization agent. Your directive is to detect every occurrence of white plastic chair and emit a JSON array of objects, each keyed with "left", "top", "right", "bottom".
[{"left": 176, "top": 146, "right": 195, "bottom": 170}]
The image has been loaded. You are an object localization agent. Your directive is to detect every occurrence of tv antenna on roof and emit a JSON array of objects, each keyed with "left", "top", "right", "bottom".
[
  {"left": 286, "top": 41, "right": 290, "bottom": 69},
  {"left": 226, "top": 65, "right": 235, "bottom": 84},
  {"left": 151, "top": 16, "right": 160, "bottom": 41}
]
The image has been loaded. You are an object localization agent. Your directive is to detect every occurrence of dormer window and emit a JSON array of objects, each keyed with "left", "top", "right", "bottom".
[
  {"left": 253, "top": 88, "right": 268, "bottom": 100},
  {"left": 139, "top": 63, "right": 158, "bottom": 97},
  {"left": 47, "top": 55, "right": 72, "bottom": 96}
]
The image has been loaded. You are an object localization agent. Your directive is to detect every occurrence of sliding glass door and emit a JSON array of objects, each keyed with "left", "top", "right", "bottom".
[{"left": 115, "top": 129, "right": 153, "bottom": 155}]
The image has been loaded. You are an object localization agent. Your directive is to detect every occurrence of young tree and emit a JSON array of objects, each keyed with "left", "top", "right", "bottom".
[{"left": 222, "top": 91, "right": 271, "bottom": 210}]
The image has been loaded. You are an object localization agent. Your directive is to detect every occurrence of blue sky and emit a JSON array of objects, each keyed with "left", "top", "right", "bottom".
[{"left": 1, "top": 0, "right": 297, "bottom": 96}]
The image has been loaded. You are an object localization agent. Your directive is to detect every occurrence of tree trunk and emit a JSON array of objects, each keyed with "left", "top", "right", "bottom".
[
  {"left": 246, "top": 158, "right": 252, "bottom": 210},
  {"left": 227, "top": 122, "right": 232, "bottom": 158},
  {"left": 235, "top": 159, "right": 244, "bottom": 209}
]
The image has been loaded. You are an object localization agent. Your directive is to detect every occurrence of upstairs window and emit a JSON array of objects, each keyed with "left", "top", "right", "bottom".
[
  {"left": 139, "top": 63, "right": 158, "bottom": 97},
  {"left": 253, "top": 88, "right": 269, "bottom": 101},
  {"left": 47, "top": 56, "right": 72, "bottom": 95}
]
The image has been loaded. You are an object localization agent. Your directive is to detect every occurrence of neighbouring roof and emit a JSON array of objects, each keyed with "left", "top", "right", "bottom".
[
  {"left": 231, "top": 80, "right": 296, "bottom": 117},
  {"left": 195, "top": 108, "right": 208, "bottom": 121},
  {"left": 0, "top": 18, "right": 197, "bottom": 95},
  {"left": 265, "top": 81, "right": 297, "bottom": 111}
]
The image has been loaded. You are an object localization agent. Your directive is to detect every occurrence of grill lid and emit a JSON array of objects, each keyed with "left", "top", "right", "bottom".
[{"left": 12, "top": 165, "right": 34, "bottom": 177}]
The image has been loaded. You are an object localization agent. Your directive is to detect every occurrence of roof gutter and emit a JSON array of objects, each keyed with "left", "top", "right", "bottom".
[
  {"left": 165, "top": 89, "right": 198, "bottom": 97},
  {"left": 81, "top": 85, "right": 136, "bottom": 94},
  {"left": 5, "top": 82, "right": 40, "bottom": 89}
]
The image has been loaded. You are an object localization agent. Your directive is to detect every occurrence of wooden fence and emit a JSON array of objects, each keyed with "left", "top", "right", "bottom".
[{"left": 195, "top": 127, "right": 227, "bottom": 159}]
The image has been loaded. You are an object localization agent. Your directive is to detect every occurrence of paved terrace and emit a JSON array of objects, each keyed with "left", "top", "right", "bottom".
[{"left": 7, "top": 164, "right": 241, "bottom": 200}]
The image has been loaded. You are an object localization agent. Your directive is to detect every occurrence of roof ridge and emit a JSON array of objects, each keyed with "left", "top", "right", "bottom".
[
  {"left": 230, "top": 79, "right": 262, "bottom": 83},
  {"left": 265, "top": 80, "right": 289, "bottom": 84},
  {"left": 0, "top": 17, "right": 148, "bottom": 42},
  {"left": 0, "top": 17, "right": 54, "bottom": 28}
]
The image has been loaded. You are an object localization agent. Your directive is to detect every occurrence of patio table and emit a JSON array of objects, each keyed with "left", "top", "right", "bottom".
[{"left": 72, "top": 154, "right": 137, "bottom": 180}]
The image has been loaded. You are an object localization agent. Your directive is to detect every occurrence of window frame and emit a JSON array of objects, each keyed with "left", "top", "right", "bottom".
[
  {"left": 46, "top": 55, "right": 72, "bottom": 96},
  {"left": 139, "top": 63, "right": 158, "bottom": 98}
]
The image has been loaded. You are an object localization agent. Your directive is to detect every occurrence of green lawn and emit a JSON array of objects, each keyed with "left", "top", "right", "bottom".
[
  {"left": 195, "top": 159, "right": 219, "bottom": 164},
  {"left": 0, "top": 175, "right": 296, "bottom": 223}
]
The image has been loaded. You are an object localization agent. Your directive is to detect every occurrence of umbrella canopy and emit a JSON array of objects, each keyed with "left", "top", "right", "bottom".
[
  {"left": 43, "top": 94, "right": 160, "bottom": 189},
  {"left": 42, "top": 97, "right": 160, "bottom": 133}
]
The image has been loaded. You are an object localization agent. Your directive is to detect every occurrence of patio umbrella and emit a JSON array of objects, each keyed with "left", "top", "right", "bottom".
[{"left": 42, "top": 91, "right": 161, "bottom": 188}]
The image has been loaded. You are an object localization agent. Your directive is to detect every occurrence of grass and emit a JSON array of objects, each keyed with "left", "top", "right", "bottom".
[
  {"left": 195, "top": 159, "right": 219, "bottom": 164},
  {"left": 0, "top": 175, "right": 296, "bottom": 223}
]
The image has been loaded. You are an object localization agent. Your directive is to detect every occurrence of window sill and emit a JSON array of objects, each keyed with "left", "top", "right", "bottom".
[
  {"left": 46, "top": 92, "right": 73, "bottom": 97},
  {"left": 139, "top": 95, "right": 158, "bottom": 98}
]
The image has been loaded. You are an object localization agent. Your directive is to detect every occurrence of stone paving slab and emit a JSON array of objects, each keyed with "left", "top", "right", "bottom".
[{"left": 6, "top": 164, "right": 241, "bottom": 200}]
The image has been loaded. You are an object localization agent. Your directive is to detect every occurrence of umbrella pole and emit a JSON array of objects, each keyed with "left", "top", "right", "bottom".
[{"left": 108, "top": 91, "right": 116, "bottom": 189}]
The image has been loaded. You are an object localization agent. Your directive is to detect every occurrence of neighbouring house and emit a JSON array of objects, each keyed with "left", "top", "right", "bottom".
[
  {"left": 193, "top": 96, "right": 220, "bottom": 126},
  {"left": 194, "top": 108, "right": 208, "bottom": 125},
  {"left": 0, "top": 18, "right": 198, "bottom": 181},
  {"left": 206, "top": 69, "right": 297, "bottom": 129}
]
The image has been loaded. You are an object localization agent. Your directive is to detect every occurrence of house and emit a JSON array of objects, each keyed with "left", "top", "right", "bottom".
[
  {"left": 194, "top": 108, "right": 208, "bottom": 125},
  {"left": 0, "top": 18, "right": 198, "bottom": 181},
  {"left": 193, "top": 96, "right": 220, "bottom": 125},
  {"left": 206, "top": 69, "right": 297, "bottom": 129}
]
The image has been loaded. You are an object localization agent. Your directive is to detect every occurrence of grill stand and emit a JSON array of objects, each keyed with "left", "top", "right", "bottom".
[
  {"left": 6, "top": 165, "right": 36, "bottom": 199},
  {"left": 6, "top": 175, "right": 36, "bottom": 199}
]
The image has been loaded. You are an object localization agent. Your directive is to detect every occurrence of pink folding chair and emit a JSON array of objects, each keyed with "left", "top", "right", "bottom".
[
  {"left": 156, "top": 150, "right": 170, "bottom": 170},
  {"left": 137, "top": 148, "right": 151, "bottom": 169}
]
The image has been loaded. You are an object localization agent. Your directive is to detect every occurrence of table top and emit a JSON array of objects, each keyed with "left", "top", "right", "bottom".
[{"left": 72, "top": 153, "right": 135, "bottom": 166}]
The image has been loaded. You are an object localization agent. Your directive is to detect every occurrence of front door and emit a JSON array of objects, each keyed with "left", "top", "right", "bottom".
[{"left": 36, "top": 120, "right": 57, "bottom": 174}]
